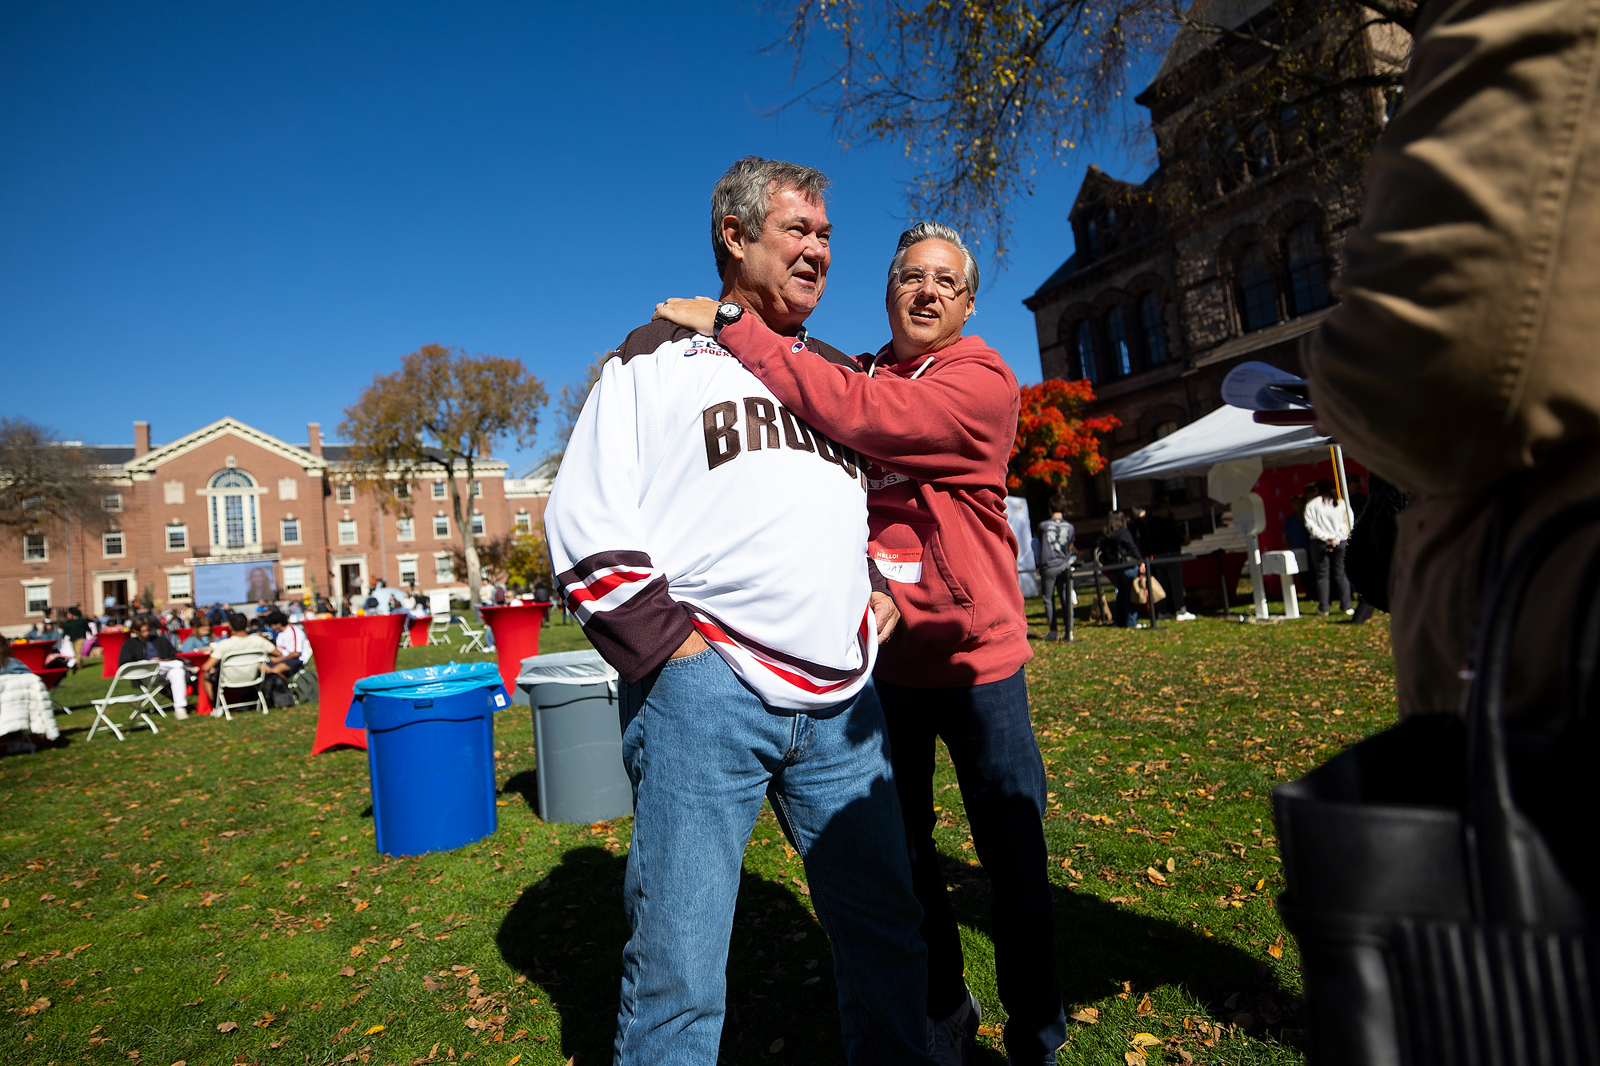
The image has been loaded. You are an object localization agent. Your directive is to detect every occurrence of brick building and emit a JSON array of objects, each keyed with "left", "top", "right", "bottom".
[
  {"left": 2, "top": 417, "right": 551, "bottom": 635},
  {"left": 1022, "top": 0, "right": 1401, "bottom": 533}
]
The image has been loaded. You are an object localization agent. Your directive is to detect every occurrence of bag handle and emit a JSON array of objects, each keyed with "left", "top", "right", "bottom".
[{"left": 1465, "top": 494, "right": 1600, "bottom": 923}]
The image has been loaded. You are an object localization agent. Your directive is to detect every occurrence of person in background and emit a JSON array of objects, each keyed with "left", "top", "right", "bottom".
[
  {"left": 26, "top": 610, "right": 63, "bottom": 643},
  {"left": 409, "top": 593, "right": 431, "bottom": 619},
  {"left": 1037, "top": 510, "right": 1076, "bottom": 642},
  {"left": 1102, "top": 510, "right": 1146, "bottom": 630},
  {"left": 207, "top": 602, "right": 227, "bottom": 627},
  {"left": 119, "top": 616, "right": 188, "bottom": 719},
  {"left": 1143, "top": 501, "right": 1193, "bottom": 622},
  {"left": 263, "top": 612, "right": 305, "bottom": 680},
  {"left": 199, "top": 613, "right": 280, "bottom": 703},
  {"left": 1303, "top": 479, "right": 1355, "bottom": 616},
  {"left": 61, "top": 607, "right": 91, "bottom": 671},
  {"left": 179, "top": 619, "right": 213, "bottom": 653},
  {"left": 286, "top": 599, "right": 305, "bottom": 624},
  {"left": 0, "top": 642, "right": 32, "bottom": 675}
]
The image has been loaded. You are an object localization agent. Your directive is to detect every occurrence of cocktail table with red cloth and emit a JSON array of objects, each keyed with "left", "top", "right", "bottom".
[
  {"left": 8, "top": 641, "right": 57, "bottom": 674},
  {"left": 97, "top": 629, "right": 129, "bottom": 677},
  {"left": 178, "top": 650, "right": 213, "bottom": 715},
  {"left": 406, "top": 615, "right": 431, "bottom": 647},
  {"left": 34, "top": 667, "right": 68, "bottom": 690},
  {"left": 303, "top": 614, "right": 406, "bottom": 754},
  {"left": 476, "top": 603, "right": 551, "bottom": 694}
]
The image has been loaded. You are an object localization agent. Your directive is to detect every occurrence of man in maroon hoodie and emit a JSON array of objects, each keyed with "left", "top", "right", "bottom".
[{"left": 656, "top": 222, "right": 1065, "bottom": 1066}]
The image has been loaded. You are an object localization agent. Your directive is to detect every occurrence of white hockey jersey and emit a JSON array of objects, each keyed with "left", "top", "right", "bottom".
[{"left": 544, "top": 320, "right": 882, "bottom": 712}]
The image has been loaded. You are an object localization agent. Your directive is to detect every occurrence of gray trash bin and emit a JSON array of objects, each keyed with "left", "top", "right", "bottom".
[{"left": 514, "top": 650, "right": 633, "bottom": 824}]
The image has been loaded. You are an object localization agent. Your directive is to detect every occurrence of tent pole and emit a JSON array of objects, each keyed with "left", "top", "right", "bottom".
[
  {"left": 1330, "top": 445, "right": 1350, "bottom": 503},
  {"left": 1111, "top": 481, "right": 1118, "bottom": 512}
]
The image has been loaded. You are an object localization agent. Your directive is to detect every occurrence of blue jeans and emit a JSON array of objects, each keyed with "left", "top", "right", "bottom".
[
  {"left": 879, "top": 669, "right": 1068, "bottom": 1066},
  {"left": 616, "top": 649, "right": 935, "bottom": 1066},
  {"left": 1111, "top": 567, "right": 1141, "bottom": 628}
]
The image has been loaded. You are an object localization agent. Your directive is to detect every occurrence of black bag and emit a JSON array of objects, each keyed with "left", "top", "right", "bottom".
[{"left": 1273, "top": 497, "right": 1600, "bottom": 1065}]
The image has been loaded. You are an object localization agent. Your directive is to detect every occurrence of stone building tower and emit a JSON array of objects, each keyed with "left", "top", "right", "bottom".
[{"left": 1023, "top": 0, "right": 1405, "bottom": 532}]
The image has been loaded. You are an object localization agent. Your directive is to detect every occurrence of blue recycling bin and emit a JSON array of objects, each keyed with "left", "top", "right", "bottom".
[{"left": 346, "top": 662, "right": 510, "bottom": 856}]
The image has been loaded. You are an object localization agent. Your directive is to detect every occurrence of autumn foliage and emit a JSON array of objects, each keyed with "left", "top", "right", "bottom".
[{"left": 1007, "top": 379, "right": 1119, "bottom": 492}]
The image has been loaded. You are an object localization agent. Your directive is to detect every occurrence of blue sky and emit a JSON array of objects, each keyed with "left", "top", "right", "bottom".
[{"left": 1, "top": 1, "right": 1159, "bottom": 473}]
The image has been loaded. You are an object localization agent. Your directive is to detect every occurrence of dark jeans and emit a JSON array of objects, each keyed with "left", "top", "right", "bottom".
[
  {"left": 1111, "top": 567, "right": 1140, "bottom": 628},
  {"left": 1040, "top": 564, "right": 1072, "bottom": 639},
  {"left": 1310, "top": 540, "right": 1352, "bottom": 612},
  {"left": 1154, "top": 562, "right": 1185, "bottom": 617},
  {"left": 878, "top": 670, "right": 1067, "bottom": 1065}
]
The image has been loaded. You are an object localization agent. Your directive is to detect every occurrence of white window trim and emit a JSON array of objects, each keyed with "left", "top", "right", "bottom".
[
  {"left": 431, "top": 481, "right": 447, "bottom": 499},
  {"left": 165, "top": 524, "right": 189, "bottom": 552},
  {"left": 281, "top": 563, "right": 306, "bottom": 591},
  {"left": 22, "top": 532, "right": 48, "bottom": 563},
  {"left": 433, "top": 515, "right": 451, "bottom": 539},
  {"left": 280, "top": 517, "right": 302, "bottom": 544},
  {"left": 395, "top": 517, "right": 415, "bottom": 541},
  {"left": 338, "top": 519, "right": 359, "bottom": 545},
  {"left": 102, "top": 531, "right": 126, "bottom": 558},
  {"left": 20, "top": 577, "right": 53, "bottom": 617},
  {"left": 102, "top": 493, "right": 123, "bottom": 513},
  {"left": 165, "top": 570, "right": 193, "bottom": 601},
  {"left": 433, "top": 552, "right": 455, "bottom": 581},
  {"left": 336, "top": 483, "right": 355, "bottom": 503}
]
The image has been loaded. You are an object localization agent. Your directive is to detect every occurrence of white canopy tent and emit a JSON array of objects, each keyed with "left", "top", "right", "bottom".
[
  {"left": 1109, "top": 404, "right": 1342, "bottom": 620},
  {"left": 1110, "top": 404, "right": 1332, "bottom": 500}
]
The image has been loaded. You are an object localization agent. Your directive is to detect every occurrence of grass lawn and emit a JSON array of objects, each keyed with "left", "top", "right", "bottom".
[{"left": 0, "top": 598, "right": 1396, "bottom": 1065}]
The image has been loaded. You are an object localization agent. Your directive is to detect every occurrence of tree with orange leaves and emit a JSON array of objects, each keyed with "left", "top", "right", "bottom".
[{"left": 1008, "top": 379, "right": 1119, "bottom": 495}]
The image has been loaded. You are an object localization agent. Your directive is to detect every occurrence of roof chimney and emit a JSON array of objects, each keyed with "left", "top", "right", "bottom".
[
  {"left": 307, "top": 422, "right": 322, "bottom": 458},
  {"left": 134, "top": 421, "right": 150, "bottom": 457}
]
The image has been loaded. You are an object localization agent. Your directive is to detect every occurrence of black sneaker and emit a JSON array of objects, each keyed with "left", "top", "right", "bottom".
[
  {"left": 928, "top": 988, "right": 981, "bottom": 1065},
  {"left": 1044, "top": 629, "right": 1058, "bottom": 642}
]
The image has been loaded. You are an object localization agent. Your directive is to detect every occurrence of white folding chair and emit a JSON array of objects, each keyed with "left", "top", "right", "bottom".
[
  {"left": 214, "top": 651, "right": 271, "bottom": 720},
  {"left": 427, "top": 617, "right": 453, "bottom": 646},
  {"left": 455, "top": 615, "right": 489, "bottom": 654},
  {"left": 89, "top": 660, "right": 170, "bottom": 741}
]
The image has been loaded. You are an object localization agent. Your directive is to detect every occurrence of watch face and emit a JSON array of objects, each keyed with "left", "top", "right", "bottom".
[{"left": 718, "top": 302, "right": 742, "bottom": 320}]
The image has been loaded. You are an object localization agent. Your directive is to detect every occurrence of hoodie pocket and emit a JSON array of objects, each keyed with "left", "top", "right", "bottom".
[{"left": 870, "top": 521, "right": 976, "bottom": 648}]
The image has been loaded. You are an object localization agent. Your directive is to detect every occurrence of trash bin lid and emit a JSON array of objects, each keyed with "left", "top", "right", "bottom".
[
  {"left": 353, "top": 660, "right": 504, "bottom": 699},
  {"left": 517, "top": 649, "right": 619, "bottom": 686},
  {"left": 347, "top": 661, "right": 508, "bottom": 729}
]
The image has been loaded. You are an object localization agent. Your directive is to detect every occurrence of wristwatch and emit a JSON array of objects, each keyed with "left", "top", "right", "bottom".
[{"left": 713, "top": 301, "right": 744, "bottom": 336}]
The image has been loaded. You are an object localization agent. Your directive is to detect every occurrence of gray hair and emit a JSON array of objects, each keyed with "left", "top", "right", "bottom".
[
  {"left": 887, "top": 221, "right": 980, "bottom": 297},
  {"left": 710, "top": 156, "right": 831, "bottom": 280}
]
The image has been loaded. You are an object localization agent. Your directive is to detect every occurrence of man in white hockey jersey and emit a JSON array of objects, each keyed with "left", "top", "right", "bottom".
[{"left": 545, "top": 157, "right": 936, "bottom": 1066}]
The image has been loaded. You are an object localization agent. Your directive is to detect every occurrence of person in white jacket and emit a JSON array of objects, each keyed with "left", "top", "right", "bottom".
[
  {"left": 1304, "top": 479, "right": 1356, "bottom": 615},
  {"left": 545, "top": 156, "right": 934, "bottom": 1066}
]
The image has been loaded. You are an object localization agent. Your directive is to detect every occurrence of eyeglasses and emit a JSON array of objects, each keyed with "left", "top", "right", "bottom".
[{"left": 893, "top": 269, "right": 968, "bottom": 300}]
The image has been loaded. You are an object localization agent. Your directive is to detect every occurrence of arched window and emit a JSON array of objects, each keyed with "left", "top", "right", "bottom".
[
  {"left": 1074, "top": 320, "right": 1098, "bottom": 385},
  {"left": 209, "top": 469, "right": 259, "bottom": 551},
  {"left": 1105, "top": 307, "right": 1132, "bottom": 377},
  {"left": 1238, "top": 243, "right": 1279, "bottom": 331},
  {"left": 1140, "top": 292, "right": 1167, "bottom": 365},
  {"left": 1287, "top": 222, "right": 1329, "bottom": 315}
]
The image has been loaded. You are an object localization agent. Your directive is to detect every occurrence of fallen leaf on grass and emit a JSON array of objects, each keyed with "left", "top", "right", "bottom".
[
  {"left": 337, "top": 966, "right": 357, "bottom": 978},
  {"left": 365, "top": 1024, "right": 385, "bottom": 1035},
  {"left": 1145, "top": 867, "right": 1168, "bottom": 886},
  {"left": 1255, "top": 878, "right": 1267, "bottom": 891},
  {"left": 132, "top": 894, "right": 148, "bottom": 900},
  {"left": 769, "top": 1038, "right": 785, "bottom": 1053},
  {"left": 1135, "top": 993, "right": 1154, "bottom": 1016},
  {"left": 19, "top": 996, "right": 50, "bottom": 1015},
  {"left": 1268, "top": 934, "right": 1285, "bottom": 959},
  {"left": 1131, "top": 1033, "right": 1161, "bottom": 1047},
  {"left": 1125, "top": 1052, "right": 1146, "bottom": 1066},
  {"left": 1068, "top": 1007, "right": 1099, "bottom": 1024},
  {"left": 803, "top": 977, "right": 820, "bottom": 986},
  {"left": 507, "top": 1056, "right": 520, "bottom": 1065},
  {"left": 216, "top": 1021, "right": 238, "bottom": 1033},
  {"left": 422, "top": 976, "right": 439, "bottom": 992},
  {"left": 253, "top": 1011, "right": 277, "bottom": 1028},
  {"left": 181, "top": 998, "right": 201, "bottom": 1007},
  {"left": 269, "top": 1039, "right": 287, "bottom": 1049},
  {"left": 1165, "top": 857, "right": 1176, "bottom": 873}
]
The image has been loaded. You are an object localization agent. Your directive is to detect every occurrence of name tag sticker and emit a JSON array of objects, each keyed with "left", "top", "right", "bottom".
[
  {"left": 493, "top": 691, "right": 507, "bottom": 708},
  {"left": 872, "top": 546, "right": 923, "bottom": 584}
]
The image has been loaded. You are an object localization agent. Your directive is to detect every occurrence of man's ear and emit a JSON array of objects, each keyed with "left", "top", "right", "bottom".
[
  {"left": 962, "top": 295, "right": 977, "bottom": 324},
  {"left": 720, "top": 214, "right": 748, "bottom": 264}
]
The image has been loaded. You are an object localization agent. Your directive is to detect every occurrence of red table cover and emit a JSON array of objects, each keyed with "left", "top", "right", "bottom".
[
  {"left": 178, "top": 650, "right": 213, "bottom": 716},
  {"left": 302, "top": 614, "right": 406, "bottom": 754},
  {"left": 9, "top": 641, "right": 56, "bottom": 674},
  {"left": 35, "top": 667, "right": 68, "bottom": 690},
  {"left": 406, "top": 615, "right": 431, "bottom": 647},
  {"left": 477, "top": 603, "right": 551, "bottom": 694},
  {"left": 97, "top": 629, "right": 128, "bottom": 678}
]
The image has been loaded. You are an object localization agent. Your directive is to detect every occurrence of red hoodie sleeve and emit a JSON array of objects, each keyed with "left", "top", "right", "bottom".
[{"left": 717, "top": 315, "right": 1016, "bottom": 488}]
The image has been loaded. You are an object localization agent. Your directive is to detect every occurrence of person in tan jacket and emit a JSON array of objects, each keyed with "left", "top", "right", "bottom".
[{"left": 1308, "top": 0, "right": 1600, "bottom": 726}]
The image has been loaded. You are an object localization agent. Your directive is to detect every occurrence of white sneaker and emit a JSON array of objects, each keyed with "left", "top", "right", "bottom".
[
  {"left": 929, "top": 987, "right": 981, "bottom": 1066},
  {"left": 1345, "top": 608, "right": 1356, "bottom": 616},
  {"left": 1175, "top": 610, "right": 1197, "bottom": 622},
  {"left": 174, "top": 709, "right": 189, "bottom": 720}
]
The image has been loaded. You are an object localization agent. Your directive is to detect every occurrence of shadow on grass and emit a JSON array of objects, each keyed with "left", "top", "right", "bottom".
[
  {"left": 937, "top": 850, "right": 1302, "bottom": 1057},
  {"left": 500, "top": 769, "right": 539, "bottom": 811},
  {"left": 495, "top": 844, "right": 845, "bottom": 1066}
]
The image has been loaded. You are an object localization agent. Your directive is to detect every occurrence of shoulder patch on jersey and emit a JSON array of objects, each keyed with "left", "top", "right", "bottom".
[
  {"left": 804, "top": 336, "right": 865, "bottom": 373},
  {"left": 614, "top": 319, "right": 698, "bottom": 364}
]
